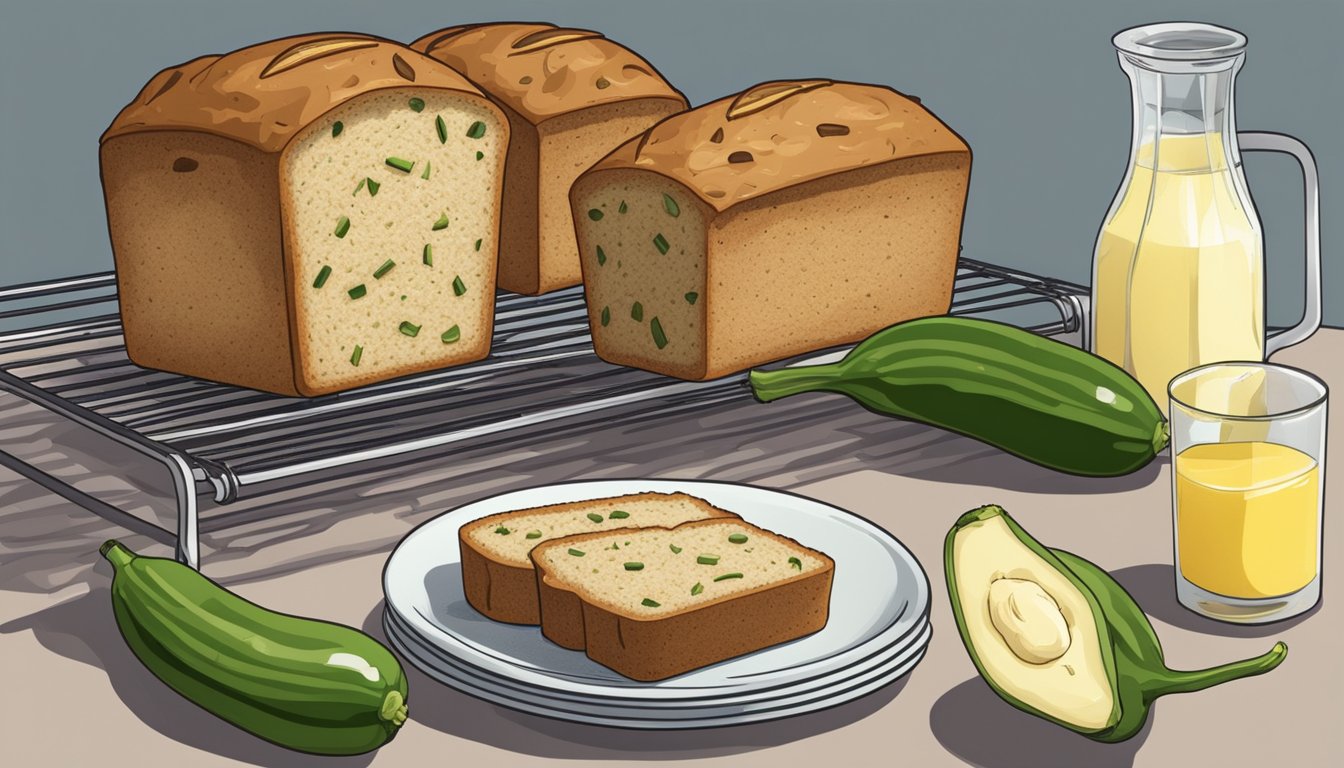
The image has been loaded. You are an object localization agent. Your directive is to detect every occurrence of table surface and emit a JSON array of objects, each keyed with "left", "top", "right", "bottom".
[{"left": 2, "top": 331, "right": 1341, "bottom": 768}]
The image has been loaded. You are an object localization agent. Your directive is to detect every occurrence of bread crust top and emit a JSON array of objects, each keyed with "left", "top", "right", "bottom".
[
  {"left": 102, "top": 33, "right": 487, "bottom": 152},
  {"left": 411, "top": 22, "right": 687, "bottom": 125},
  {"left": 586, "top": 79, "right": 970, "bottom": 213}
]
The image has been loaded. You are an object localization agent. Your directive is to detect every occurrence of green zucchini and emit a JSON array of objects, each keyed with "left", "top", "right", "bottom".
[
  {"left": 100, "top": 540, "right": 408, "bottom": 755},
  {"left": 748, "top": 317, "right": 1167, "bottom": 476}
]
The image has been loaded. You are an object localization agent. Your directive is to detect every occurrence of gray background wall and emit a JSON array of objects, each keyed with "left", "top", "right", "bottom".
[{"left": 1, "top": 0, "right": 1338, "bottom": 327}]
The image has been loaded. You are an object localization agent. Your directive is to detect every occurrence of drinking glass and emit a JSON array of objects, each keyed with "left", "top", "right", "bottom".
[{"left": 1169, "top": 362, "right": 1327, "bottom": 623}]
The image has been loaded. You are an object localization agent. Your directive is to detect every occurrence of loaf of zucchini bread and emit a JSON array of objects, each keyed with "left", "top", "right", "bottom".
[
  {"left": 570, "top": 79, "right": 971, "bottom": 380},
  {"left": 100, "top": 34, "right": 509, "bottom": 395},
  {"left": 531, "top": 518, "right": 834, "bottom": 680},
  {"left": 458, "top": 492, "right": 737, "bottom": 626},
  {"left": 412, "top": 23, "right": 687, "bottom": 295}
]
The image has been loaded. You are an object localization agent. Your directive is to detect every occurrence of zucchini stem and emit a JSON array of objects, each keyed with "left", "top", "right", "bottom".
[
  {"left": 1153, "top": 419, "right": 1171, "bottom": 455},
  {"left": 100, "top": 539, "right": 135, "bottom": 569},
  {"left": 749, "top": 366, "right": 841, "bottom": 403},
  {"left": 1147, "top": 642, "right": 1287, "bottom": 698},
  {"left": 380, "top": 690, "right": 408, "bottom": 726}
]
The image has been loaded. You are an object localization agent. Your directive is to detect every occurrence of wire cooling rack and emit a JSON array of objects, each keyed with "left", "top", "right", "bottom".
[{"left": 0, "top": 258, "right": 1087, "bottom": 568}]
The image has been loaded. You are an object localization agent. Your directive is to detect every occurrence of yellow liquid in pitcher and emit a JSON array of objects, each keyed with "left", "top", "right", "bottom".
[
  {"left": 1176, "top": 441, "right": 1319, "bottom": 598},
  {"left": 1094, "top": 133, "right": 1264, "bottom": 411}
]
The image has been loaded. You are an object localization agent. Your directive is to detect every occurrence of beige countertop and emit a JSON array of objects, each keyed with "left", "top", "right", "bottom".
[{"left": 2, "top": 331, "right": 1341, "bottom": 767}]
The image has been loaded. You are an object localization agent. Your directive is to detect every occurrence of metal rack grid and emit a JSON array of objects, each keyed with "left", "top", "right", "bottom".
[{"left": 0, "top": 258, "right": 1088, "bottom": 569}]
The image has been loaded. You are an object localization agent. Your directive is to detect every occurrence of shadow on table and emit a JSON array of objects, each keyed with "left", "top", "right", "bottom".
[
  {"left": 0, "top": 450, "right": 170, "bottom": 597},
  {"left": 930, "top": 677, "right": 1152, "bottom": 768},
  {"left": 1109, "top": 563, "right": 1321, "bottom": 637},
  {"left": 0, "top": 565, "right": 375, "bottom": 768},
  {"left": 360, "top": 601, "right": 910, "bottom": 760},
  {"left": 2, "top": 383, "right": 1164, "bottom": 602},
  {"left": 903, "top": 448, "right": 1167, "bottom": 496}
]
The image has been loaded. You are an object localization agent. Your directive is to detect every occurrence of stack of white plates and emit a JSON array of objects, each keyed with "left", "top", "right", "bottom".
[{"left": 382, "top": 480, "right": 932, "bottom": 729}]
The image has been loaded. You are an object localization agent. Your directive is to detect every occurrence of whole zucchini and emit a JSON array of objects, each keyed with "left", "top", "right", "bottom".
[
  {"left": 100, "top": 540, "right": 408, "bottom": 755},
  {"left": 749, "top": 317, "right": 1168, "bottom": 476}
]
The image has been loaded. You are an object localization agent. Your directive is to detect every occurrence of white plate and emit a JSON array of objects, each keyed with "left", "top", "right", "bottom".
[
  {"left": 383, "top": 605, "right": 929, "bottom": 709},
  {"left": 385, "top": 613, "right": 932, "bottom": 728},
  {"left": 383, "top": 479, "right": 930, "bottom": 708},
  {"left": 382, "top": 606, "right": 928, "bottom": 707}
]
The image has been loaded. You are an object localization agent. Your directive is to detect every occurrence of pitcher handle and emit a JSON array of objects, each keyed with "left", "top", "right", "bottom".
[{"left": 1238, "top": 131, "right": 1322, "bottom": 355}]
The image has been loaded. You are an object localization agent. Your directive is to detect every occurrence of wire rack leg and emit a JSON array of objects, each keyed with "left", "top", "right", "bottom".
[{"left": 164, "top": 453, "right": 200, "bottom": 569}]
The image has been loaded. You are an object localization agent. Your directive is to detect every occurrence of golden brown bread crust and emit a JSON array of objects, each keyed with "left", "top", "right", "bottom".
[
  {"left": 102, "top": 33, "right": 486, "bottom": 152},
  {"left": 459, "top": 493, "right": 738, "bottom": 626},
  {"left": 101, "top": 132, "right": 299, "bottom": 394},
  {"left": 531, "top": 520, "right": 835, "bottom": 680},
  {"left": 582, "top": 569, "right": 833, "bottom": 680},
  {"left": 411, "top": 23, "right": 687, "bottom": 125},
  {"left": 490, "top": 102, "right": 542, "bottom": 293},
  {"left": 698, "top": 154, "right": 968, "bottom": 378},
  {"left": 459, "top": 543, "right": 543, "bottom": 625},
  {"left": 590, "top": 79, "right": 970, "bottom": 212},
  {"left": 536, "top": 576, "right": 588, "bottom": 650}
]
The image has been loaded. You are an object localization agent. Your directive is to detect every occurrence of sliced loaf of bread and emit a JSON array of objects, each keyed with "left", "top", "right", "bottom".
[
  {"left": 458, "top": 492, "right": 737, "bottom": 625},
  {"left": 570, "top": 78, "right": 970, "bottom": 380},
  {"left": 101, "top": 35, "right": 509, "bottom": 395},
  {"left": 531, "top": 518, "right": 834, "bottom": 680}
]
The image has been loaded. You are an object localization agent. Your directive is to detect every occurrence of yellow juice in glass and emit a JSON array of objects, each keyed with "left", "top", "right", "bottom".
[
  {"left": 1093, "top": 133, "right": 1264, "bottom": 412},
  {"left": 1175, "top": 441, "right": 1319, "bottom": 598}
]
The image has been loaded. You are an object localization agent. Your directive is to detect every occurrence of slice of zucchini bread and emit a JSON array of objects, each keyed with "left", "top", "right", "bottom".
[
  {"left": 531, "top": 518, "right": 834, "bottom": 679},
  {"left": 458, "top": 492, "right": 737, "bottom": 626},
  {"left": 100, "top": 34, "right": 509, "bottom": 395},
  {"left": 570, "top": 78, "right": 971, "bottom": 380}
]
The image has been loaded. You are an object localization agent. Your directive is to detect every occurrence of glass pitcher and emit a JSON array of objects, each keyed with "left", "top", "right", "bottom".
[{"left": 1090, "top": 22, "right": 1321, "bottom": 412}]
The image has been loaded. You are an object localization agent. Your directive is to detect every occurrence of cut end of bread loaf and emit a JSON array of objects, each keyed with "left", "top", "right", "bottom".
[
  {"left": 282, "top": 88, "right": 507, "bottom": 394},
  {"left": 571, "top": 170, "right": 709, "bottom": 378}
]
